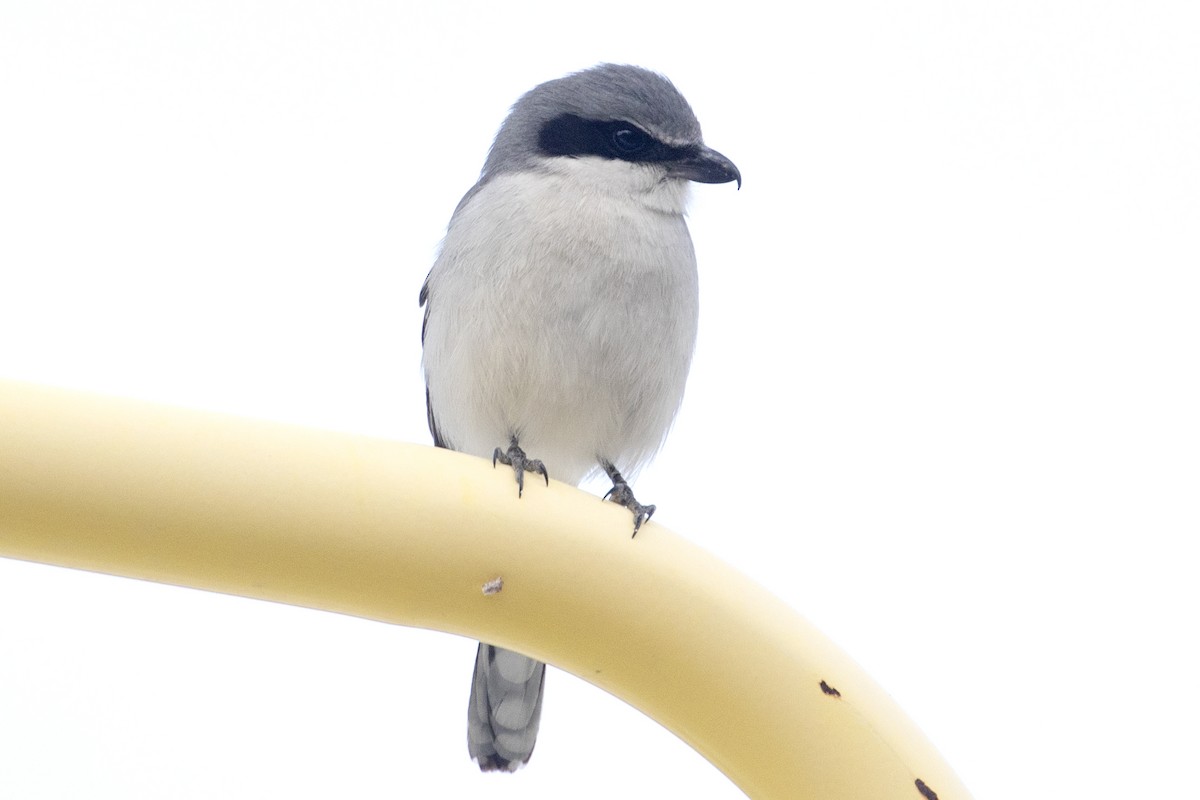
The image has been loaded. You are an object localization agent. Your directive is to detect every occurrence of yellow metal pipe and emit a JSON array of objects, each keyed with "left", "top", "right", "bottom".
[{"left": 0, "top": 379, "right": 970, "bottom": 799}]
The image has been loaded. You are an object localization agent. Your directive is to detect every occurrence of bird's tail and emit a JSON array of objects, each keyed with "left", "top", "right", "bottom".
[{"left": 467, "top": 643, "right": 546, "bottom": 771}]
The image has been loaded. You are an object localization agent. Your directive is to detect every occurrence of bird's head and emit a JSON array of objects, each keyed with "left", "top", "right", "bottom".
[{"left": 481, "top": 64, "right": 740, "bottom": 209}]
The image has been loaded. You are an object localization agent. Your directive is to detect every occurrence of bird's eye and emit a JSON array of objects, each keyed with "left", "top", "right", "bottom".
[{"left": 611, "top": 127, "right": 648, "bottom": 154}]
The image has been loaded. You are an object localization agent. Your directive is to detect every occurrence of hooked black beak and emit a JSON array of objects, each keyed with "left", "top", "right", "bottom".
[{"left": 668, "top": 145, "right": 741, "bottom": 189}]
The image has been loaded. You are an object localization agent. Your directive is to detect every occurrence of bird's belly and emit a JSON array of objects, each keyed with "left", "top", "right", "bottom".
[
  {"left": 423, "top": 172, "right": 699, "bottom": 486},
  {"left": 436, "top": 274, "right": 694, "bottom": 485}
]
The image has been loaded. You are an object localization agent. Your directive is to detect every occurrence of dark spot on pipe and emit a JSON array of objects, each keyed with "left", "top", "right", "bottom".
[
  {"left": 819, "top": 680, "right": 841, "bottom": 697},
  {"left": 915, "top": 778, "right": 938, "bottom": 800}
]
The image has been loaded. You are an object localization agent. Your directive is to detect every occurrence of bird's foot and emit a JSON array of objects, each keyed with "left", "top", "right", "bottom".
[
  {"left": 492, "top": 440, "right": 548, "bottom": 498},
  {"left": 603, "top": 482, "right": 656, "bottom": 538}
]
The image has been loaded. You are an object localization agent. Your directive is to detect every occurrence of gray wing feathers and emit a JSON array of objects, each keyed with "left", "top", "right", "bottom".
[{"left": 467, "top": 644, "right": 546, "bottom": 771}]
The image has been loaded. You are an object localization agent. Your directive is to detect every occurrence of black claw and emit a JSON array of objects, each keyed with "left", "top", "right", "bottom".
[
  {"left": 493, "top": 442, "right": 548, "bottom": 498},
  {"left": 604, "top": 481, "right": 655, "bottom": 538}
]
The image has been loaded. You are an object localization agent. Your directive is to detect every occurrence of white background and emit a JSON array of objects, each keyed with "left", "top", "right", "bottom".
[{"left": 2, "top": 2, "right": 1198, "bottom": 798}]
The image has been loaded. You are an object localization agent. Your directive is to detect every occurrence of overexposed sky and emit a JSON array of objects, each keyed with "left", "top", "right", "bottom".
[{"left": 2, "top": 2, "right": 1198, "bottom": 798}]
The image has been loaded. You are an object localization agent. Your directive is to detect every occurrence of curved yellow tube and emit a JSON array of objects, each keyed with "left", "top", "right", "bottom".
[{"left": 0, "top": 379, "right": 970, "bottom": 799}]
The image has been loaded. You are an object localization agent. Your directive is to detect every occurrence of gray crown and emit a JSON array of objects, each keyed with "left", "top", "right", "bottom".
[{"left": 481, "top": 64, "right": 705, "bottom": 180}]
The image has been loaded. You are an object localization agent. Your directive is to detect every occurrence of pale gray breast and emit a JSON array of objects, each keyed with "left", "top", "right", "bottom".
[{"left": 422, "top": 170, "right": 699, "bottom": 483}]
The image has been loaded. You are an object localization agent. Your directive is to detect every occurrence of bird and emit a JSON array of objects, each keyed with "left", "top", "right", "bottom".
[{"left": 419, "top": 63, "right": 740, "bottom": 773}]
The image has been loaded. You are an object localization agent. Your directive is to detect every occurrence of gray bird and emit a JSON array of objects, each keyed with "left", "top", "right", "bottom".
[{"left": 419, "top": 63, "right": 739, "bottom": 772}]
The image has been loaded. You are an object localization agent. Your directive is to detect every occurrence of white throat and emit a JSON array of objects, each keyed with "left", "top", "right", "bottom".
[{"left": 537, "top": 155, "right": 692, "bottom": 216}]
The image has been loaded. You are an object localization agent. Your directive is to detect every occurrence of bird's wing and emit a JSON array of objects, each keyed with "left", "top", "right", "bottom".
[{"left": 418, "top": 274, "right": 448, "bottom": 449}]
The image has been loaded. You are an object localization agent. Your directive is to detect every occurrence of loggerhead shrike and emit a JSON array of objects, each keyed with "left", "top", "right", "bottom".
[{"left": 419, "top": 63, "right": 740, "bottom": 772}]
